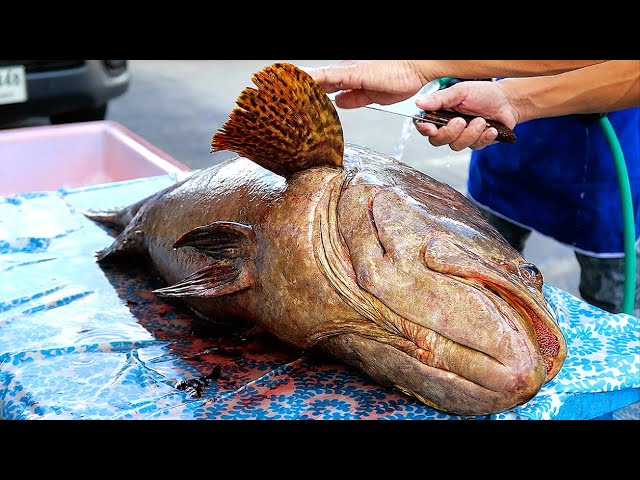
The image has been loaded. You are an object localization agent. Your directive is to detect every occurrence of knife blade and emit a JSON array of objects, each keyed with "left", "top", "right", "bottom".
[{"left": 362, "top": 105, "right": 516, "bottom": 144}]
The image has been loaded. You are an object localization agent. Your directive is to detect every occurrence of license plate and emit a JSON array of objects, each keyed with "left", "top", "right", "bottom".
[{"left": 0, "top": 65, "right": 28, "bottom": 105}]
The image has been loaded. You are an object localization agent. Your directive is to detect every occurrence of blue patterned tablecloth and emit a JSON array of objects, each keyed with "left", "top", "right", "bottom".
[{"left": 1, "top": 174, "right": 638, "bottom": 420}]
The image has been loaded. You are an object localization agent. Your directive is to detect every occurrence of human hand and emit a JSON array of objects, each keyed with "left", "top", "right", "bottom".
[
  {"left": 415, "top": 80, "right": 519, "bottom": 151},
  {"left": 305, "top": 60, "right": 429, "bottom": 108}
]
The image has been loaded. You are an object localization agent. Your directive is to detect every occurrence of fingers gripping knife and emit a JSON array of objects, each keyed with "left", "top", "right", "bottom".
[
  {"left": 363, "top": 105, "right": 517, "bottom": 144},
  {"left": 329, "top": 79, "right": 517, "bottom": 144}
]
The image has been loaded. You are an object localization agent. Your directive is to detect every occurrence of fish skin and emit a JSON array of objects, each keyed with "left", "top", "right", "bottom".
[{"left": 87, "top": 63, "right": 567, "bottom": 416}]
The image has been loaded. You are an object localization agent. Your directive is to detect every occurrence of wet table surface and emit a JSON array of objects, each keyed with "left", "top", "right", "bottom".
[{"left": 1, "top": 173, "right": 638, "bottom": 420}]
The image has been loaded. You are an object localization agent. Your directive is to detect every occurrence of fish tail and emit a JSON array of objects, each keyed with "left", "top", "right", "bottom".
[
  {"left": 84, "top": 207, "right": 132, "bottom": 231},
  {"left": 84, "top": 200, "right": 150, "bottom": 263},
  {"left": 83, "top": 195, "right": 149, "bottom": 232},
  {"left": 211, "top": 63, "right": 344, "bottom": 176},
  {"left": 93, "top": 219, "right": 146, "bottom": 263}
]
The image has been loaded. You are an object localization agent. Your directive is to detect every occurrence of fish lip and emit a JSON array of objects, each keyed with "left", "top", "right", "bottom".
[
  {"left": 452, "top": 274, "right": 565, "bottom": 381},
  {"left": 460, "top": 276, "right": 542, "bottom": 326},
  {"left": 419, "top": 237, "right": 565, "bottom": 381}
]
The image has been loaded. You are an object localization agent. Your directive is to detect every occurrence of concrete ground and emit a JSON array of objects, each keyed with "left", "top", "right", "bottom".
[{"left": 2, "top": 60, "right": 582, "bottom": 298}]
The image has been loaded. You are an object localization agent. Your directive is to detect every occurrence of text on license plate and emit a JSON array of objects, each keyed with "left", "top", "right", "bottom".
[{"left": 0, "top": 65, "right": 28, "bottom": 106}]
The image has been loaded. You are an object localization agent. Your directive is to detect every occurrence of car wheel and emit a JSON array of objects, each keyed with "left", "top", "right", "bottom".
[{"left": 50, "top": 103, "right": 108, "bottom": 124}]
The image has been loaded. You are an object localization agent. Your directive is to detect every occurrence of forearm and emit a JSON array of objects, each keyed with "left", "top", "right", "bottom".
[
  {"left": 499, "top": 60, "right": 640, "bottom": 122},
  {"left": 415, "top": 60, "right": 607, "bottom": 83}
]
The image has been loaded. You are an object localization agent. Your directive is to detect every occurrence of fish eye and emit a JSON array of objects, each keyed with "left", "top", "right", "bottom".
[{"left": 518, "top": 263, "right": 543, "bottom": 287}]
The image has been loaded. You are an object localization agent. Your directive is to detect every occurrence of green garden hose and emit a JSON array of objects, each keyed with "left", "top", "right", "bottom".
[{"left": 599, "top": 115, "right": 636, "bottom": 315}]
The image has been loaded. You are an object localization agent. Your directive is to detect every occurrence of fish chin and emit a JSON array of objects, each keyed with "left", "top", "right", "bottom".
[
  {"left": 321, "top": 328, "right": 544, "bottom": 416},
  {"left": 423, "top": 238, "right": 567, "bottom": 383},
  {"left": 475, "top": 279, "right": 567, "bottom": 381},
  {"left": 394, "top": 284, "right": 547, "bottom": 411}
]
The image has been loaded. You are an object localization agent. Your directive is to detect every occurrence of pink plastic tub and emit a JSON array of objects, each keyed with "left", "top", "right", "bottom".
[{"left": 0, "top": 120, "right": 190, "bottom": 197}]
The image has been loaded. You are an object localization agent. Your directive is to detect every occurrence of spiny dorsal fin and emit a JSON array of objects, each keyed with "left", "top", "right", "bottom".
[
  {"left": 153, "top": 221, "right": 255, "bottom": 299},
  {"left": 211, "top": 62, "right": 344, "bottom": 176}
]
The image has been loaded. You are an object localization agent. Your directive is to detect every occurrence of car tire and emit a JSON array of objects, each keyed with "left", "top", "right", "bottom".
[{"left": 50, "top": 103, "right": 108, "bottom": 124}]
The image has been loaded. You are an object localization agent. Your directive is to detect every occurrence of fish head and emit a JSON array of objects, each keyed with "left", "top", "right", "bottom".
[{"left": 321, "top": 147, "right": 567, "bottom": 415}]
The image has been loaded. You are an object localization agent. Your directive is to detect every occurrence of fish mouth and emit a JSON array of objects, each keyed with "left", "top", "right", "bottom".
[
  {"left": 449, "top": 274, "right": 565, "bottom": 381},
  {"left": 422, "top": 237, "right": 567, "bottom": 383}
]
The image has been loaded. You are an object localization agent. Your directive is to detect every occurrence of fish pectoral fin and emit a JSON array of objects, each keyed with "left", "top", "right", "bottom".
[
  {"left": 158, "top": 221, "right": 256, "bottom": 298},
  {"left": 153, "top": 259, "right": 254, "bottom": 298},
  {"left": 173, "top": 221, "right": 255, "bottom": 258}
]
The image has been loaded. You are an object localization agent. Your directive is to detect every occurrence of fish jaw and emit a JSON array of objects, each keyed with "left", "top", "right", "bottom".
[
  {"left": 339, "top": 248, "right": 548, "bottom": 414},
  {"left": 321, "top": 332, "right": 542, "bottom": 416},
  {"left": 422, "top": 236, "right": 567, "bottom": 383},
  {"left": 328, "top": 182, "right": 566, "bottom": 414}
]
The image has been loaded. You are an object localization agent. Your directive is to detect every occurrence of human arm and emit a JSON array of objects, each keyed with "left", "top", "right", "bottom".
[
  {"left": 305, "top": 60, "right": 607, "bottom": 108},
  {"left": 500, "top": 59, "right": 640, "bottom": 122},
  {"left": 414, "top": 60, "right": 640, "bottom": 150}
]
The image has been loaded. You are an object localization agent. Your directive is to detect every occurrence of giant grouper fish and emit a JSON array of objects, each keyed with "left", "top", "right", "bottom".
[{"left": 87, "top": 62, "right": 567, "bottom": 416}]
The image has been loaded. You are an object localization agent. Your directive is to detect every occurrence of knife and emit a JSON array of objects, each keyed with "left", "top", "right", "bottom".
[
  {"left": 328, "top": 93, "right": 516, "bottom": 144},
  {"left": 362, "top": 105, "right": 517, "bottom": 144}
]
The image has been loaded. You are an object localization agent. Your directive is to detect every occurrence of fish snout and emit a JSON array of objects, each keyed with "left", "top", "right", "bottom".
[
  {"left": 321, "top": 330, "right": 545, "bottom": 416},
  {"left": 424, "top": 237, "right": 566, "bottom": 381}
]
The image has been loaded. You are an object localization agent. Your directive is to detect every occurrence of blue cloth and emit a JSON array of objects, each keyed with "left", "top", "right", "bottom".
[
  {"left": 468, "top": 108, "right": 640, "bottom": 256},
  {"left": 0, "top": 174, "right": 638, "bottom": 420}
]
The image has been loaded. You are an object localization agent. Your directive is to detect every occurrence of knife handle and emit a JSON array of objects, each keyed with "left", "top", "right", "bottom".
[{"left": 415, "top": 110, "right": 517, "bottom": 144}]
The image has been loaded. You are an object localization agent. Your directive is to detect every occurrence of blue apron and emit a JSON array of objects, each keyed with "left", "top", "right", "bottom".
[{"left": 467, "top": 108, "right": 640, "bottom": 257}]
